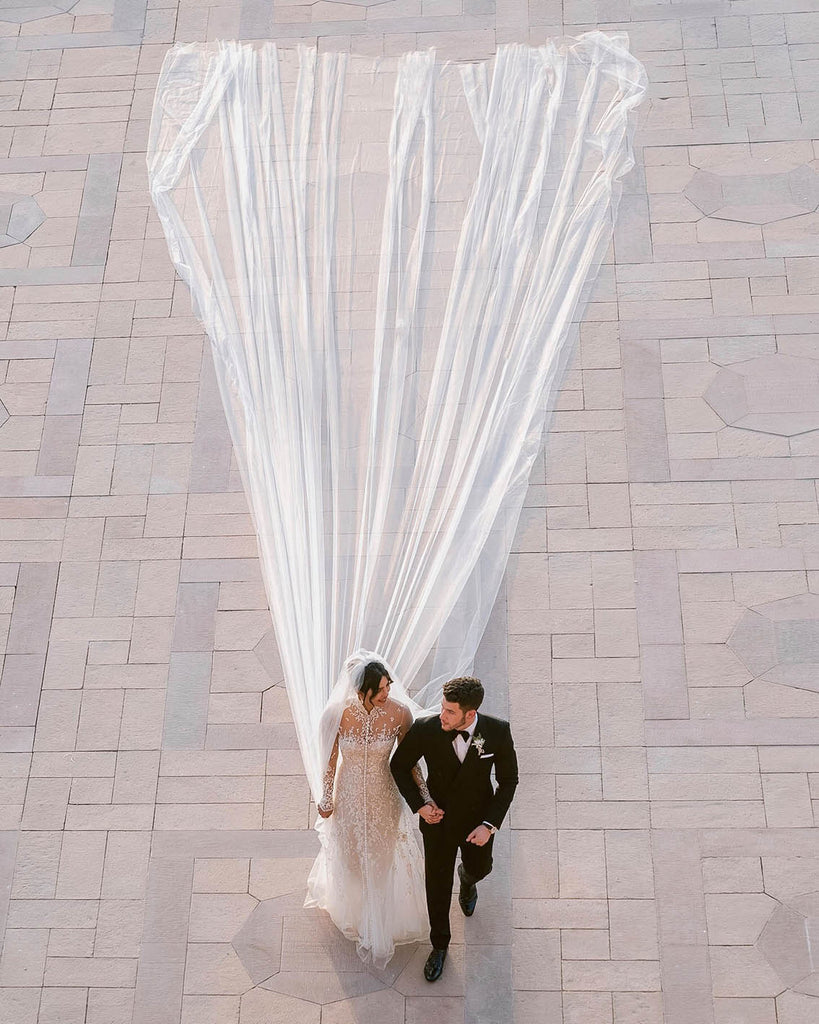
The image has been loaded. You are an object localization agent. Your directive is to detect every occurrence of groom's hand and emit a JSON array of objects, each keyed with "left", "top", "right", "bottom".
[
  {"left": 466, "top": 825, "right": 492, "bottom": 846},
  {"left": 419, "top": 802, "right": 443, "bottom": 824}
]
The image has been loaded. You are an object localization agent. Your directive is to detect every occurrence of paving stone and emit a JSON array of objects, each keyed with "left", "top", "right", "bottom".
[
  {"left": 180, "top": 995, "right": 240, "bottom": 1024},
  {"left": 322, "top": 988, "right": 409, "bottom": 1024},
  {"left": 711, "top": 945, "right": 782, "bottom": 998},
  {"left": 705, "top": 892, "right": 777, "bottom": 946},
  {"left": 510, "top": 928, "right": 560, "bottom": 991},
  {"left": 55, "top": 830, "right": 106, "bottom": 899},
  {"left": 0, "top": 927, "right": 47, "bottom": 986},
  {"left": 37, "top": 986, "right": 87, "bottom": 1024},
  {"left": 0, "top": 988, "right": 39, "bottom": 1024},
  {"left": 86, "top": 988, "right": 135, "bottom": 1024},
  {"left": 760, "top": 772, "right": 814, "bottom": 827},
  {"left": 247, "top": 858, "right": 313, "bottom": 902},
  {"left": 76, "top": 690, "right": 123, "bottom": 751},
  {"left": 557, "top": 830, "right": 606, "bottom": 899},
  {"left": 44, "top": 955, "right": 137, "bottom": 988},
  {"left": 0, "top": 654, "right": 47, "bottom": 728},
  {"left": 94, "top": 899, "right": 145, "bottom": 958},
  {"left": 132, "top": 961, "right": 185, "bottom": 1024},
  {"left": 238, "top": 988, "right": 319, "bottom": 1024},
  {"left": 613, "top": 991, "right": 663, "bottom": 1023},
  {"left": 47, "top": 929, "right": 95, "bottom": 958},
  {"left": 6, "top": 562, "right": 57, "bottom": 654},
  {"left": 20, "top": 777, "right": 70, "bottom": 830},
  {"left": 101, "top": 831, "right": 152, "bottom": 900},
  {"left": 162, "top": 652, "right": 211, "bottom": 750},
  {"left": 10, "top": 832, "right": 60, "bottom": 899},
  {"left": 187, "top": 893, "right": 257, "bottom": 943},
  {"left": 405, "top": 996, "right": 465, "bottom": 1024}
]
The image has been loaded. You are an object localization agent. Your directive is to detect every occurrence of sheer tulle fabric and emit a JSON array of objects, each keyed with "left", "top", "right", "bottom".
[{"left": 147, "top": 37, "right": 646, "bottom": 799}]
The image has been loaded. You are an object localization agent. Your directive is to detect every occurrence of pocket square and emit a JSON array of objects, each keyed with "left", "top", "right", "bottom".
[{"left": 479, "top": 752, "right": 494, "bottom": 759}]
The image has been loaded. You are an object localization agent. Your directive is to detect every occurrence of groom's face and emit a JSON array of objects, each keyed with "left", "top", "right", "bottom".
[{"left": 440, "top": 699, "right": 476, "bottom": 732}]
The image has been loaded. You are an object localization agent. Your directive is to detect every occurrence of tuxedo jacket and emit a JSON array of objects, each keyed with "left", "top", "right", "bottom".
[{"left": 390, "top": 712, "right": 518, "bottom": 837}]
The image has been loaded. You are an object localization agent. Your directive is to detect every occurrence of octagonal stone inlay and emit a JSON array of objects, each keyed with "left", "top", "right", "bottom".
[
  {"left": 757, "top": 893, "right": 819, "bottom": 997},
  {"left": 0, "top": 0, "right": 80, "bottom": 23},
  {"left": 0, "top": 193, "right": 45, "bottom": 247},
  {"left": 232, "top": 892, "right": 417, "bottom": 1005},
  {"left": 704, "top": 354, "right": 819, "bottom": 436},
  {"left": 728, "top": 593, "right": 819, "bottom": 690},
  {"left": 685, "top": 162, "right": 819, "bottom": 224}
]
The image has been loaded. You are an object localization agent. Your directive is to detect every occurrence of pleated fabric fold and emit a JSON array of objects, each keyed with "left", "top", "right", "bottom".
[{"left": 148, "top": 36, "right": 647, "bottom": 796}]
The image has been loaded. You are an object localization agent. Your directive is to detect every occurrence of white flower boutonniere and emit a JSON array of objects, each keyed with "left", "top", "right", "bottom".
[{"left": 473, "top": 733, "right": 485, "bottom": 756}]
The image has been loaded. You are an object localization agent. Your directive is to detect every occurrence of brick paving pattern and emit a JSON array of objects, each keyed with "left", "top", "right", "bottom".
[{"left": 1, "top": 0, "right": 819, "bottom": 1022}]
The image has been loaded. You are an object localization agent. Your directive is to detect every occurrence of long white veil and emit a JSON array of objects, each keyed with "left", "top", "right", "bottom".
[{"left": 147, "top": 35, "right": 646, "bottom": 797}]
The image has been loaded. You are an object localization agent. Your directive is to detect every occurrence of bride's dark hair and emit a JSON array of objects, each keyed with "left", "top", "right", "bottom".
[{"left": 358, "top": 660, "right": 392, "bottom": 702}]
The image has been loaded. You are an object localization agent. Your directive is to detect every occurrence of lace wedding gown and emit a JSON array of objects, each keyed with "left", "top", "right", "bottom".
[{"left": 305, "top": 697, "right": 428, "bottom": 965}]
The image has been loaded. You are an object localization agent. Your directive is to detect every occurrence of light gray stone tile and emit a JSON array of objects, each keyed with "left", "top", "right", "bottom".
[
  {"left": 646, "top": 719, "right": 819, "bottom": 746},
  {"left": 635, "top": 551, "right": 683, "bottom": 646},
  {"left": 238, "top": 0, "right": 272, "bottom": 39},
  {"left": 16, "top": 31, "right": 143, "bottom": 52},
  {"left": 56, "top": 831, "right": 107, "bottom": 900},
  {"left": 171, "top": 582, "right": 219, "bottom": 653},
  {"left": 36, "top": 414, "right": 82, "bottom": 475},
  {"left": 6, "top": 562, "right": 58, "bottom": 654},
  {"left": 0, "top": 927, "right": 48, "bottom": 987},
  {"left": 641, "top": 644, "right": 689, "bottom": 720},
  {"left": 37, "top": 988, "right": 87, "bottom": 1024},
  {"left": 162, "top": 652, "right": 211, "bottom": 751},
  {"left": 614, "top": 193, "right": 652, "bottom": 263},
  {"left": 190, "top": 349, "right": 232, "bottom": 495},
  {"left": 46, "top": 337, "right": 93, "bottom": 416},
  {"left": 101, "top": 831, "right": 151, "bottom": 900},
  {"left": 0, "top": 655, "right": 46, "bottom": 728},
  {"left": 0, "top": 987, "right": 39, "bottom": 1024},
  {"left": 21, "top": 778, "right": 70, "bottom": 830}
]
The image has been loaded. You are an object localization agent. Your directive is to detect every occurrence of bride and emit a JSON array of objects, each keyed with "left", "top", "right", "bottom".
[{"left": 305, "top": 654, "right": 433, "bottom": 965}]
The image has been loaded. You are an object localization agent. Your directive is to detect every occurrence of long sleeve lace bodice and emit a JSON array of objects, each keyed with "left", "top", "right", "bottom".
[
  {"left": 306, "top": 696, "right": 427, "bottom": 964},
  {"left": 319, "top": 699, "right": 430, "bottom": 813}
]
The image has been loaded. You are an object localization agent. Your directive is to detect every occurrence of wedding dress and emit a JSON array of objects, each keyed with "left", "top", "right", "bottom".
[{"left": 305, "top": 696, "right": 428, "bottom": 966}]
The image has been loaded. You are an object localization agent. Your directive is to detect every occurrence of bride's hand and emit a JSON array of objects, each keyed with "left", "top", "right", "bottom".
[
  {"left": 317, "top": 803, "right": 334, "bottom": 818},
  {"left": 419, "top": 803, "right": 443, "bottom": 824}
]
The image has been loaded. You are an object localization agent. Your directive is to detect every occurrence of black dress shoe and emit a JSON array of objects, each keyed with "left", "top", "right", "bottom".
[
  {"left": 458, "top": 863, "right": 478, "bottom": 916},
  {"left": 424, "top": 948, "right": 447, "bottom": 982}
]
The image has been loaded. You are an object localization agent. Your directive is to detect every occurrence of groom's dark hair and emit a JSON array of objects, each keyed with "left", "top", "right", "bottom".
[
  {"left": 442, "top": 676, "right": 484, "bottom": 712},
  {"left": 358, "top": 661, "right": 392, "bottom": 702}
]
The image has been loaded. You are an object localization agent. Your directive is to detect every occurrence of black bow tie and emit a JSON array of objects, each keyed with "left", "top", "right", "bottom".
[{"left": 456, "top": 730, "right": 471, "bottom": 741}]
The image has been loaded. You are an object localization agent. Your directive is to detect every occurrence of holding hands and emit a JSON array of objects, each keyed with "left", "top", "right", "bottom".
[{"left": 419, "top": 802, "right": 444, "bottom": 824}]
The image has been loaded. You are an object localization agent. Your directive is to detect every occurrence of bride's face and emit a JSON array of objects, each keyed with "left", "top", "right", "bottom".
[{"left": 363, "top": 675, "right": 391, "bottom": 709}]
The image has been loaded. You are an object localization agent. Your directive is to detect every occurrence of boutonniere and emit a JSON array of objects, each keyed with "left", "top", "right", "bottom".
[{"left": 473, "top": 733, "right": 485, "bottom": 755}]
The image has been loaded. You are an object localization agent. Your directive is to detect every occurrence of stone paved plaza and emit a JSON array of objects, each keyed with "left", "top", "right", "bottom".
[{"left": 1, "top": 0, "right": 819, "bottom": 1022}]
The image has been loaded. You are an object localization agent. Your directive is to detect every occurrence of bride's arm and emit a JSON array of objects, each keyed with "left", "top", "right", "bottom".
[
  {"left": 396, "top": 707, "right": 432, "bottom": 805},
  {"left": 317, "top": 734, "right": 339, "bottom": 818}
]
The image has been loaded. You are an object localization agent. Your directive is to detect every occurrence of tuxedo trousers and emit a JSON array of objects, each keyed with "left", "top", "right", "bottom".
[{"left": 422, "top": 824, "right": 494, "bottom": 949}]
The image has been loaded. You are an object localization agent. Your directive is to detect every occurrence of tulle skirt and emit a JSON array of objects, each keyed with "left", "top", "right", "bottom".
[{"left": 305, "top": 803, "right": 428, "bottom": 967}]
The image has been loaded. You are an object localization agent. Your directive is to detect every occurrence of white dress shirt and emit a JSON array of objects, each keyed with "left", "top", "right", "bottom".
[{"left": 452, "top": 715, "right": 478, "bottom": 763}]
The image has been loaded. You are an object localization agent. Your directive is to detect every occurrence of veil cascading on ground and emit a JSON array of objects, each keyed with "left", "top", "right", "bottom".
[{"left": 147, "top": 36, "right": 646, "bottom": 797}]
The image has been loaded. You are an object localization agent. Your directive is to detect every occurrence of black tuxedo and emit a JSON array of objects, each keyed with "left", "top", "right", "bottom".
[{"left": 390, "top": 712, "right": 518, "bottom": 949}]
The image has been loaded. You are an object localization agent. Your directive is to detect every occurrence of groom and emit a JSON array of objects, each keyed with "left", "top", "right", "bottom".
[{"left": 391, "top": 676, "right": 518, "bottom": 982}]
